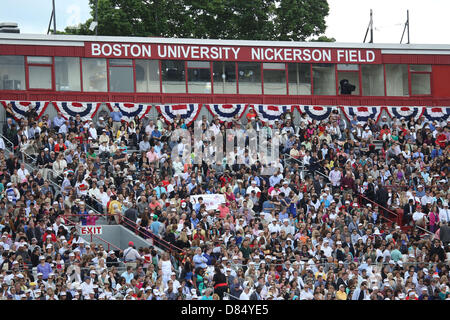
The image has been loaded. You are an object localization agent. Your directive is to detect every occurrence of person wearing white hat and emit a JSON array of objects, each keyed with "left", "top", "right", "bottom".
[{"left": 36, "top": 255, "right": 52, "bottom": 280}]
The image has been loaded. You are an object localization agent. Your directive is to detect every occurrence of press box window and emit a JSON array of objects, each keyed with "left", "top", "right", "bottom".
[
  {"left": 410, "top": 65, "right": 431, "bottom": 95},
  {"left": 162, "top": 60, "right": 186, "bottom": 93},
  {"left": 135, "top": 60, "right": 160, "bottom": 92},
  {"left": 386, "top": 64, "right": 409, "bottom": 96},
  {"left": 312, "top": 64, "right": 335, "bottom": 95},
  {"left": 0, "top": 55, "right": 25, "bottom": 90},
  {"left": 361, "top": 64, "right": 384, "bottom": 96},
  {"left": 109, "top": 59, "right": 134, "bottom": 92},
  {"left": 187, "top": 61, "right": 211, "bottom": 94},
  {"left": 238, "top": 62, "right": 261, "bottom": 94},
  {"left": 27, "top": 56, "right": 53, "bottom": 89},
  {"left": 288, "top": 63, "right": 311, "bottom": 95},
  {"left": 263, "top": 63, "right": 286, "bottom": 95},
  {"left": 82, "top": 58, "right": 107, "bottom": 92},
  {"left": 213, "top": 62, "right": 236, "bottom": 94},
  {"left": 55, "top": 57, "right": 81, "bottom": 91},
  {"left": 337, "top": 64, "right": 359, "bottom": 95}
]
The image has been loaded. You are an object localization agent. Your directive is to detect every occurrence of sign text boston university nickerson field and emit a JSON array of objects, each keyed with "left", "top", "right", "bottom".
[{"left": 86, "top": 42, "right": 381, "bottom": 64}]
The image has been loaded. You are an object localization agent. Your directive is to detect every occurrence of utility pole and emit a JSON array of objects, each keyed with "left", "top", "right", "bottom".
[{"left": 363, "top": 9, "right": 374, "bottom": 43}]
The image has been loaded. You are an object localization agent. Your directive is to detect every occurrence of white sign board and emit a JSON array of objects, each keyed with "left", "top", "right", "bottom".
[
  {"left": 190, "top": 194, "right": 226, "bottom": 211},
  {"left": 80, "top": 226, "right": 103, "bottom": 235}
]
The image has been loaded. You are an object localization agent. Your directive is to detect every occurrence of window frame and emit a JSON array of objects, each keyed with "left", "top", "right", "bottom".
[
  {"left": 262, "top": 63, "right": 287, "bottom": 95},
  {"left": 26, "top": 56, "right": 54, "bottom": 91},
  {"left": 54, "top": 56, "right": 82, "bottom": 92},
  {"left": 237, "top": 61, "right": 262, "bottom": 95},
  {"left": 336, "top": 64, "right": 361, "bottom": 96},
  {"left": 186, "top": 61, "right": 212, "bottom": 94},
  {"left": 409, "top": 64, "right": 432, "bottom": 96},
  {"left": 107, "top": 58, "right": 135, "bottom": 93},
  {"left": 311, "top": 63, "right": 336, "bottom": 96}
]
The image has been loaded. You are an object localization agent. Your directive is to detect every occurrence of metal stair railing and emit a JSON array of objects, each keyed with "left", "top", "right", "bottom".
[
  {"left": 358, "top": 193, "right": 399, "bottom": 225},
  {"left": 1, "top": 134, "right": 107, "bottom": 224},
  {"left": 119, "top": 213, "right": 186, "bottom": 258}
]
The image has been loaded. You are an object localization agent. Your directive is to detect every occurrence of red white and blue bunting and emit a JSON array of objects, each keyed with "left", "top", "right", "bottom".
[
  {"left": 341, "top": 106, "right": 385, "bottom": 123},
  {"left": 422, "top": 107, "right": 450, "bottom": 122},
  {"left": 1, "top": 101, "right": 449, "bottom": 125},
  {"left": 205, "top": 104, "right": 248, "bottom": 122},
  {"left": 297, "top": 105, "right": 337, "bottom": 121},
  {"left": 52, "top": 102, "right": 102, "bottom": 121},
  {"left": 106, "top": 102, "right": 151, "bottom": 122},
  {"left": 1, "top": 100, "right": 49, "bottom": 120},
  {"left": 155, "top": 104, "right": 202, "bottom": 126},
  {"left": 385, "top": 106, "right": 425, "bottom": 122},
  {"left": 250, "top": 104, "right": 295, "bottom": 125}
]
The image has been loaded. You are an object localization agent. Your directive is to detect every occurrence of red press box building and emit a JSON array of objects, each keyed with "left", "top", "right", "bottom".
[{"left": 0, "top": 33, "right": 450, "bottom": 108}]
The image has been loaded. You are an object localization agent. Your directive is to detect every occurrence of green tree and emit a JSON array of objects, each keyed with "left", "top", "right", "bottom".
[
  {"left": 310, "top": 35, "right": 336, "bottom": 42},
  {"left": 274, "top": 0, "right": 329, "bottom": 41},
  {"left": 65, "top": 0, "right": 331, "bottom": 41}
]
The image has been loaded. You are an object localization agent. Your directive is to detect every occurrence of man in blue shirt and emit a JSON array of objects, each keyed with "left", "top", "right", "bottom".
[
  {"left": 110, "top": 110, "right": 123, "bottom": 135},
  {"left": 190, "top": 212, "right": 200, "bottom": 229},
  {"left": 153, "top": 182, "right": 167, "bottom": 199},
  {"left": 121, "top": 266, "right": 135, "bottom": 284},
  {"left": 431, "top": 145, "right": 443, "bottom": 159},
  {"left": 151, "top": 128, "right": 162, "bottom": 143},
  {"left": 53, "top": 113, "right": 65, "bottom": 132},
  {"left": 150, "top": 215, "right": 161, "bottom": 235}
]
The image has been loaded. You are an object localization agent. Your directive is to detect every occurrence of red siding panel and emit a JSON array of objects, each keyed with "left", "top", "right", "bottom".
[
  {"left": 432, "top": 65, "right": 450, "bottom": 98},
  {"left": 383, "top": 54, "right": 450, "bottom": 65}
]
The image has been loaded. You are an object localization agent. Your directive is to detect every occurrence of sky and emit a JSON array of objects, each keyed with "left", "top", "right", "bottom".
[{"left": 1, "top": 0, "right": 450, "bottom": 44}]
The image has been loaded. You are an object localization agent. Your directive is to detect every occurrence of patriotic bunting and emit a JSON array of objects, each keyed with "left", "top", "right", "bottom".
[
  {"left": 155, "top": 104, "right": 202, "bottom": 126},
  {"left": 1, "top": 100, "right": 448, "bottom": 125},
  {"left": 106, "top": 102, "right": 151, "bottom": 122},
  {"left": 341, "top": 106, "right": 385, "bottom": 123},
  {"left": 250, "top": 104, "right": 295, "bottom": 125},
  {"left": 205, "top": 104, "right": 248, "bottom": 122},
  {"left": 52, "top": 102, "right": 102, "bottom": 121},
  {"left": 298, "top": 105, "right": 336, "bottom": 121},
  {"left": 421, "top": 107, "right": 450, "bottom": 122},
  {"left": 385, "top": 106, "right": 425, "bottom": 122},
  {"left": 1, "top": 100, "right": 49, "bottom": 120}
]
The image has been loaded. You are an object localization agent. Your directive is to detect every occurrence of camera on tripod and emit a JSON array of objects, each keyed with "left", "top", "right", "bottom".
[{"left": 340, "top": 79, "right": 356, "bottom": 95}]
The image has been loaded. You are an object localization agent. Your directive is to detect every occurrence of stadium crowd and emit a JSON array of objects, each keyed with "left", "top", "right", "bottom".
[{"left": 0, "top": 102, "right": 449, "bottom": 301}]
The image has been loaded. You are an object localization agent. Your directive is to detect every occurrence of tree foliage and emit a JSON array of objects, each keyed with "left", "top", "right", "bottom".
[{"left": 65, "top": 0, "right": 331, "bottom": 41}]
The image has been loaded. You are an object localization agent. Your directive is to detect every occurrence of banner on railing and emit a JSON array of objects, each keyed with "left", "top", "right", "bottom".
[
  {"left": 422, "top": 107, "right": 450, "bottom": 122},
  {"left": 297, "top": 105, "right": 337, "bottom": 121},
  {"left": 190, "top": 194, "right": 226, "bottom": 211},
  {"left": 106, "top": 102, "right": 152, "bottom": 122},
  {"left": 340, "top": 106, "right": 385, "bottom": 123},
  {"left": 2, "top": 100, "right": 449, "bottom": 124},
  {"left": 250, "top": 104, "right": 295, "bottom": 125},
  {"left": 155, "top": 103, "right": 202, "bottom": 126},
  {"left": 385, "top": 106, "right": 424, "bottom": 122},
  {"left": 52, "top": 101, "right": 102, "bottom": 121},
  {"left": 1, "top": 100, "right": 49, "bottom": 120},
  {"left": 205, "top": 103, "right": 248, "bottom": 122}
]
